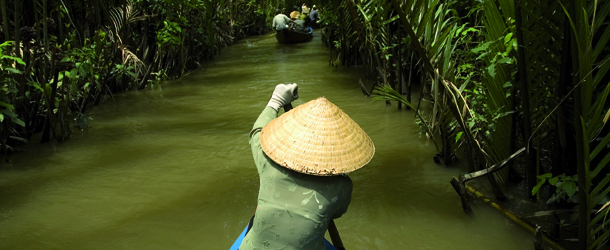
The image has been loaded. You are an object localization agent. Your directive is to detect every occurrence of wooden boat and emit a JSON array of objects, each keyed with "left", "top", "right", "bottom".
[
  {"left": 275, "top": 27, "right": 313, "bottom": 44},
  {"left": 229, "top": 225, "right": 337, "bottom": 250}
]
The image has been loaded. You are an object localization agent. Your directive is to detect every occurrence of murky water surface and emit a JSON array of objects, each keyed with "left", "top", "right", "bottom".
[{"left": 0, "top": 31, "right": 532, "bottom": 249}]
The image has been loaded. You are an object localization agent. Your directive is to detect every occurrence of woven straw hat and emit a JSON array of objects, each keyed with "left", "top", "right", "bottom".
[{"left": 260, "top": 97, "right": 375, "bottom": 176}]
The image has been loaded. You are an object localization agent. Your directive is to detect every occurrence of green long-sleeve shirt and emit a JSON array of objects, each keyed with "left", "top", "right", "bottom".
[{"left": 240, "top": 106, "right": 353, "bottom": 250}]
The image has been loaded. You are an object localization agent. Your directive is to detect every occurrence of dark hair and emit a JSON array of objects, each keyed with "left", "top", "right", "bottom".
[
  {"left": 312, "top": 6, "right": 317, "bottom": 10},
  {"left": 276, "top": 9, "right": 281, "bottom": 14}
]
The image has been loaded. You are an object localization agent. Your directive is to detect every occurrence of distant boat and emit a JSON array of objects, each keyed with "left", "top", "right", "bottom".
[{"left": 275, "top": 27, "right": 313, "bottom": 44}]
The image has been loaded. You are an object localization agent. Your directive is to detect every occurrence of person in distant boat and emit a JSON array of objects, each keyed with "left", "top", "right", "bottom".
[
  {"left": 290, "top": 14, "right": 308, "bottom": 33},
  {"left": 239, "top": 83, "right": 375, "bottom": 250},
  {"left": 273, "top": 9, "right": 295, "bottom": 32},
  {"left": 302, "top": 3, "right": 311, "bottom": 24},
  {"left": 302, "top": 3, "right": 310, "bottom": 15},
  {"left": 292, "top": 18, "right": 308, "bottom": 33},
  {"left": 309, "top": 5, "right": 320, "bottom": 24},
  {"left": 290, "top": 6, "right": 301, "bottom": 20}
]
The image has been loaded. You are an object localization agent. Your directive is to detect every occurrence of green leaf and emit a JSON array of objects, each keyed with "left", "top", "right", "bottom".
[
  {"left": 61, "top": 57, "right": 73, "bottom": 63},
  {"left": 487, "top": 64, "right": 496, "bottom": 78},
  {"left": 462, "top": 27, "right": 479, "bottom": 35},
  {"left": 496, "top": 57, "right": 513, "bottom": 64},
  {"left": 0, "top": 41, "right": 13, "bottom": 48},
  {"left": 1, "top": 56, "right": 25, "bottom": 65},
  {"left": 537, "top": 173, "right": 552, "bottom": 180},
  {"left": 549, "top": 176, "right": 560, "bottom": 186},
  {"left": 455, "top": 131, "right": 463, "bottom": 143},
  {"left": 468, "top": 120, "right": 475, "bottom": 129},
  {"left": 471, "top": 41, "right": 493, "bottom": 53},
  {"left": 563, "top": 181, "right": 577, "bottom": 197},
  {"left": 0, "top": 114, "right": 3, "bottom": 122},
  {"left": 79, "top": 64, "right": 88, "bottom": 78},
  {"left": 504, "top": 33, "right": 513, "bottom": 45},
  {"left": 30, "top": 81, "right": 44, "bottom": 92},
  {"left": 14, "top": 118, "right": 25, "bottom": 127},
  {"left": 0, "top": 101, "right": 14, "bottom": 109},
  {"left": 4, "top": 67, "right": 22, "bottom": 74},
  {"left": 532, "top": 179, "right": 546, "bottom": 195},
  {"left": 2, "top": 109, "right": 16, "bottom": 118}
]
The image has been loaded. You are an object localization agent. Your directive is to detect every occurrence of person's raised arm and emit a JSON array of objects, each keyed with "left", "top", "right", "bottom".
[
  {"left": 250, "top": 83, "right": 299, "bottom": 137},
  {"left": 266, "top": 83, "right": 298, "bottom": 112}
]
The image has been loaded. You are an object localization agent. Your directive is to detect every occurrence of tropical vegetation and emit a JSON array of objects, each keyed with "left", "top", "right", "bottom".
[
  {"left": 1, "top": 0, "right": 609, "bottom": 248},
  {"left": 0, "top": 0, "right": 281, "bottom": 151},
  {"left": 319, "top": 0, "right": 609, "bottom": 248}
]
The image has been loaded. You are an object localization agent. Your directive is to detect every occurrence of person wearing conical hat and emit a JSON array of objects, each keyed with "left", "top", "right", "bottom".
[
  {"left": 290, "top": 6, "right": 301, "bottom": 19},
  {"left": 239, "top": 83, "right": 375, "bottom": 250},
  {"left": 302, "top": 3, "right": 310, "bottom": 15}
]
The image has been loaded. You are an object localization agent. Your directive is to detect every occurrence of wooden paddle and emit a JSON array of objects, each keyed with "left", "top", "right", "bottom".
[{"left": 328, "top": 220, "right": 345, "bottom": 250}]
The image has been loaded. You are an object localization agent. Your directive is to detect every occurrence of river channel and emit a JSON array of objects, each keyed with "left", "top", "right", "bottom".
[{"left": 0, "top": 31, "right": 532, "bottom": 249}]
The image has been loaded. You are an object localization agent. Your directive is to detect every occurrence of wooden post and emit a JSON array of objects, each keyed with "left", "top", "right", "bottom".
[{"left": 451, "top": 147, "right": 526, "bottom": 213}]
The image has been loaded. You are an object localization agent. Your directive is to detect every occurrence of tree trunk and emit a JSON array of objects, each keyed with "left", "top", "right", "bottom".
[
  {"left": 396, "top": 29, "right": 402, "bottom": 110},
  {"left": 406, "top": 52, "right": 413, "bottom": 110},
  {"left": 14, "top": 0, "right": 21, "bottom": 58},
  {"left": 1, "top": 0, "right": 9, "bottom": 41},
  {"left": 568, "top": 0, "right": 589, "bottom": 248},
  {"left": 553, "top": 20, "right": 571, "bottom": 177},
  {"left": 514, "top": 0, "right": 536, "bottom": 200}
]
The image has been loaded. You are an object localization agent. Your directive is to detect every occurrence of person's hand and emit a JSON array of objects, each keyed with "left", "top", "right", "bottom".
[{"left": 267, "top": 83, "right": 299, "bottom": 111}]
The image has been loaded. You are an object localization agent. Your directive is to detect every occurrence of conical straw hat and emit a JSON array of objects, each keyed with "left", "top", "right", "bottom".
[{"left": 260, "top": 97, "right": 375, "bottom": 176}]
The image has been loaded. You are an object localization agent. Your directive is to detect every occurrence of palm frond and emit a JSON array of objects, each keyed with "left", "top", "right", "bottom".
[{"left": 118, "top": 44, "right": 146, "bottom": 77}]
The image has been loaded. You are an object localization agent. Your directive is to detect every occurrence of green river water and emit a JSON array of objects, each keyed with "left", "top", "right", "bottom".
[{"left": 0, "top": 31, "right": 533, "bottom": 249}]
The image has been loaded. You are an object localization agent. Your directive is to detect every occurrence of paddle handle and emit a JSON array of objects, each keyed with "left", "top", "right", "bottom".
[
  {"left": 283, "top": 103, "right": 293, "bottom": 112},
  {"left": 328, "top": 220, "right": 345, "bottom": 249}
]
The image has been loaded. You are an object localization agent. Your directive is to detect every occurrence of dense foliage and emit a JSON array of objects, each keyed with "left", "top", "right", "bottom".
[
  {"left": 320, "top": 0, "right": 609, "bottom": 248},
  {"left": 1, "top": 0, "right": 609, "bottom": 248},
  {"left": 0, "top": 0, "right": 281, "bottom": 151}
]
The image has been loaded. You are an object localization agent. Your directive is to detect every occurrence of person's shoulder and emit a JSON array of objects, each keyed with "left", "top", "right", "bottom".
[{"left": 332, "top": 175, "right": 353, "bottom": 187}]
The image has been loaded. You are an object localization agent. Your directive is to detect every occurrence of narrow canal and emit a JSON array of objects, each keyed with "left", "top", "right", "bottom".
[{"left": 0, "top": 31, "right": 532, "bottom": 249}]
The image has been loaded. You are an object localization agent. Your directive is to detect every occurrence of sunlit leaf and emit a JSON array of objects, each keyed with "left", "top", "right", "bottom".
[
  {"left": 455, "top": 131, "right": 463, "bottom": 143},
  {"left": 4, "top": 68, "right": 22, "bottom": 74},
  {"left": 0, "top": 101, "right": 14, "bottom": 109},
  {"left": 487, "top": 64, "right": 496, "bottom": 77},
  {"left": 14, "top": 118, "right": 25, "bottom": 127}
]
